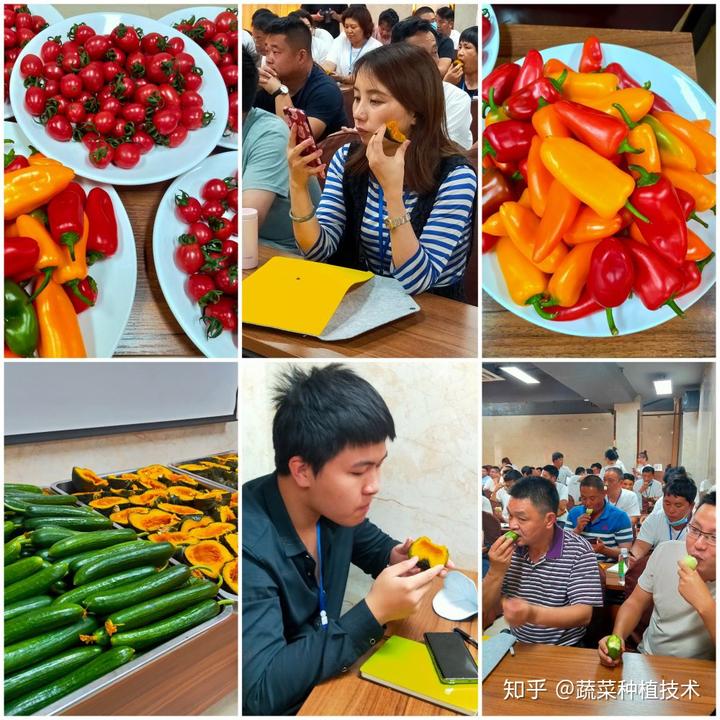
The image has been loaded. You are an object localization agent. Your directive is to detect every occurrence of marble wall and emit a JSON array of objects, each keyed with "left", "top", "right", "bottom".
[{"left": 242, "top": 361, "right": 479, "bottom": 611}]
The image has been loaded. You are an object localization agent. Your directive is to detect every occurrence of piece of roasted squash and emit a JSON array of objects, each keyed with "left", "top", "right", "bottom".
[
  {"left": 181, "top": 516, "right": 213, "bottom": 533},
  {"left": 189, "top": 522, "right": 235, "bottom": 540},
  {"left": 156, "top": 502, "right": 204, "bottom": 519},
  {"left": 167, "top": 486, "right": 197, "bottom": 504},
  {"left": 88, "top": 497, "right": 132, "bottom": 514},
  {"left": 128, "top": 509, "right": 180, "bottom": 532},
  {"left": 384, "top": 120, "right": 407, "bottom": 144},
  {"left": 408, "top": 536, "right": 449, "bottom": 570},
  {"left": 128, "top": 489, "right": 167, "bottom": 506},
  {"left": 185, "top": 540, "right": 233, "bottom": 578},
  {"left": 222, "top": 558, "right": 238, "bottom": 593},
  {"left": 223, "top": 533, "right": 238, "bottom": 554},
  {"left": 110, "top": 507, "right": 149, "bottom": 525},
  {"left": 71, "top": 467, "right": 108, "bottom": 492},
  {"left": 148, "top": 531, "right": 199, "bottom": 548},
  {"left": 212, "top": 505, "right": 236, "bottom": 524}
]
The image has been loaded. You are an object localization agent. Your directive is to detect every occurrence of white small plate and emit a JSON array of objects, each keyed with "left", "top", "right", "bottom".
[
  {"left": 157, "top": 6, "right": 238, "bottom": 150},
  {"left": 482, "top": 43, "right": 717, "bottom": 337},
  {"left": 432, "top": 571, "right": 478, "bottom": 621},
  {"left": 9, "top": 12, "right": 229, "bottom": 185},
  {"left": 4, "top": 4, "right": 64, "bottom": 119},
  {"left": 482, "top": 4, "right": 499, "bottom": 79},
  {"left": 5, "top": 121, "right": 137, "bottom": 357},
  {"left": 152, "top": 151, "right": 238, "bottom": 358}
]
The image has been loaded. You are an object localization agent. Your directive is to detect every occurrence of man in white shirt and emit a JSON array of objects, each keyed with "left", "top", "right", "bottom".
[
  {"left": 604, "top": 466, "right": 640, "bottom": 524},
  {"left": 634, "top": 465, "right": 664, "bottom": 509},
  {"left": 552, "top": 451, "right": 573, "bottom": 485},
  {"left": 599, "top": 492, "right": 716, "bottom": 663},
  {"left": 492, "top": 469, "right": 521, "bottom": 521},
  {"left": 567, "top": 467, "right": 587, "bottom": 506},
  {"left": 541, "top": 465, "right": 569, "bottom": 526},
  {"left": 289, "top": 9, "right": 334, "bottom": 64},
  {"left": 483, "top": 466, "right": 501, "bottom": 493}
]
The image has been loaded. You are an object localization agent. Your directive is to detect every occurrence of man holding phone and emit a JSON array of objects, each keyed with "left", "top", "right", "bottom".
[{"left": 253, "top": 16, "right": 347, "bottom": 141}]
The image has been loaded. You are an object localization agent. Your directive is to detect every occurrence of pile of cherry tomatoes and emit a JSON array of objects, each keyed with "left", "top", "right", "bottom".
[
  {"left": 4, "top": 4, "right": 49, "bottom": 102},
  {"left": 171, "top": 7, "right": 238, "bottom": 136},
  {"left": 18, "top": 21, "right": 217, "bottom": 169},
  {"left": 174, "top": 174, "right": 238, "bottom": 338}
]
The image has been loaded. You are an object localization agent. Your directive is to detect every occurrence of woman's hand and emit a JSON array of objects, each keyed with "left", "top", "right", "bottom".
[
  {"left": 287, "top": 123, "right": 326, "bottom": 188},
  {"left": 366, "top": 123, "right": 409, "bottom": 196},
  {"left": 443, "top": 62, "right": 463, "bottom": 86}
]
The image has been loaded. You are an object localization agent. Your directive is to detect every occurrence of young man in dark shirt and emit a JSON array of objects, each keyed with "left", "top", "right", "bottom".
[
  {"left": 253, "top": 16, "right": 347, "bottom": 141},
  {"left": 243, "top": 364, "right": 450, "bottom": 715}
]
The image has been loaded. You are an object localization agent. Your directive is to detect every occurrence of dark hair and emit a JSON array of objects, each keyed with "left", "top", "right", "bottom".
[
  {"left": 252, "top": 9, "right": 278, "bottom": 31},
  {"left": 605, "top": 447, "right": 619, "bottom": 461},
  {"left": 697, "top": 490, "right": 716, "bottom": 508},
  {"left": 663, "top": 466, "right": 689, "bottom": 484},
  {"left": 501, "top": 457, "right": 511, "bottom": 465},
  {"left": 542, "top": 464, "right": 559, "bottom": 479},
  {"left": 348, "top": 43, "right": 461, "bottom": 194},
  {"left": 242, "top": 48, "right": 259, "bottom": 113},
  {"left": 551, "top": 452, "right": 564, "bottom": 462},
  {"left": 581, "top": 475, "right": 605, "bottom": 493},
  {"left": 521, "top": 465, "right": 533, "bottom": 476},
  {"left": 341, "top": 5, "right": 374, "bottom": 39},
  {"left": 288, "top": 8, "right": 314, "bottom": 27},
  {"left": 436, "top": 6, "right": 455, "bottom": 21},
  {"left": 623, "top": 473, "right": 635, "bottom": 481},
  {"left": 272, "top": 364, "right": 396, "bottom": 475},
  {"left": 378, "top": 8, "right": 399, "bottom": 27},
  {"left": 265, "top": 16, "right": 312, "bottom": 53},
  {"left": 505, "top": 469, "right": 522, "bottom": 483},
  {"left": 642, "top": 465, "right": 655, "bottom": 474},
  {"left": 604, "top": 466, "right": 623, "bottom": 481},
  {"left": 664, "top": 478, "right": 697, "bottom": 505},
  {"left": 414, "top": 5, "right": 436, "bottom": 17},
  {"left": 490, "top": 465, "right": 500, "bottom": 472},
  {"left": 637, "top": 450, "right": 648, "bottom": 459},
  {"left": 575, "top": 466, "right": 586, "bottom": 475},
  {"left": 459, "top": 25, "right": 478, "bottom": 51},
  {"left": 510, "top": 477, "right": 559, "bottom": 516},
  {"left": 591, "top": 462, "right": 602, "bottom": 472},
  {"left": 391, "top": 16, "right": 440, "bottom": 44}
]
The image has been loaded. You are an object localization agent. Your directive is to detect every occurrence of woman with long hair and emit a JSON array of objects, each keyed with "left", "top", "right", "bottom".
[
  {"left": 287, "top": 43, "right": 477, "bottom": 297},
  {"left": 444, "top": 25, "right": 478, "bottom": 99}
]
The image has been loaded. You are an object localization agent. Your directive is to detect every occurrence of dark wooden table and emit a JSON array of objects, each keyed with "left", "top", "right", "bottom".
[{"left": 482, "top": 24, "right": 716, "bottom": 358}]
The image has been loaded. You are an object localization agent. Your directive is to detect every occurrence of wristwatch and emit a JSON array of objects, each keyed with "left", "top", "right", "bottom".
[
  {"left": 384, "top": 211, "right": 411, "bottom": 231},
  {"left": 271, "top": 84, "right": 289, "bottom": 98}
]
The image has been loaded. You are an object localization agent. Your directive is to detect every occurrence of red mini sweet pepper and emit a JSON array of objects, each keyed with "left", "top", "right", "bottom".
[
  {"left": 580, "top": 36, "right": 603, "bottom": 73},
  {"left": 47, "top": 188, "right": 84, "bottom": 261},
  {"left": 482, "top": 120, "right": 536, "bottom": 163},
  {"left": 503, "top": 71, "right": 567, "bottom": 121},
  {"left": 627, "top": 164, "right": 688, "bottom": 265},
  {"left": 603, "top": 61, "right": 674, "bottom": 113},
  {"left": 512, "top": 49, "right": 543, "bottom": 93},
  {"left": 5, "top": 237, "right": 40, "bottom": 280},
  {"left": 64, "top": 275, "right": 98, "bottom": 314},
  {"left": 482, "top": 232, "right": 499, "bottom": 254},
  {"left": 482, "top": 62, "right": 521, "bottom": 106},
  {"left": 674, "top": 187, "right": 709, "bottom": 228},
  {"left": 86, "top": 187, "right": 118, "bottom": 262},
  {"left": 542, "top": 286, "right": 603, "bottom": 321},
  {"left": 676, "top": 254, "right": 714, "bottom": 298},
  {"left": 587, "top": 237, "right": 635, "bottom": 335},
  {"left": 624, "top": 238, "right": 684, "bottom": 314}
]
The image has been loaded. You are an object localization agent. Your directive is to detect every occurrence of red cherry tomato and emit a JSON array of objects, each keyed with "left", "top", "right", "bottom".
[
  {"left": 214, "top": 10, "right": 238, "bottom": 34},
  {"left": 24, "top": 86, "right": 46, "bottom": 115},
  {"left": 202, "top": 178, "right": 229, "bottom": 201},
  {"left": 175, "top": 191, "right": 202, "bottom": 223},
  {"left": 40, "top": 39, "right": 61, "bottom": 62},
  {"left": 99, "top": 96, "right": 121, "bottom": 115},
  {"left": 141, "top": 32, "right": 167, "bottom": 55},
  {"left": 214, "top": 265, "right": 238, "bottom": 295},
  {"left": 211, "top": 217, "right": 232, "bottom": 242},
  {"left": 72, "top": 22, "right": 96, "bottom": 44},
  {"left": 157, "top": 83, "right": 181, "bottom": 108},
  {"left": 168, "top": 124, "right": 188, "bottom": 148},
  {"left": 89, "top": 140, "right": 114, "bottom": 168},
  {"left": 42, "top": 62, "right": 64, "bottom": 81},
  {"left": 180, "top": 90, "right": 203, "bottom": 107},
  {"left": 202, "top": 199, "right": 225, "bottom": 221},
  {"left": 66, "top": 101, "right": 87, "bottom": 124},
  {"left": 187, "top": 221, "right": 213, "bottom": 245},
  {"left": 203, "top": 297, "right": 237, "bottom": 336},
  {"left": 130, "top": 129, "right": 154, "bottom": 154},
  {"left": 220, "top": 64, "right": 238, "bottom": 88},
  {"left": 175, "top": 241, "right": 204, "bottom": 274},
  {"left": 121, "top": 102, "right": 145, "bottom": 123},
  {"left": 184, "top": 71, "right": 202, "bottom": 91},
  {"left": 93, "top": 110, "right": 115, "bottom": 134},
  {"left": 46, "top": 114, "right": 73, "bottom": 142},
  {"left": 111, "top": 23, "right": 141, "bottom": 53},
  {"left": 187, "top": 272, "right": 218, "bottom": 302},
  {"left": 153, "top": 108, "right": 180, "bottom": 134},
  {"left": 113, "top": 142, "right": 141, "bottom": 169},
  {"left": 79, "top": 62, "right": 104, "bottom": 92},
  {"left": 19, "top": 54, "right": 42, "bottom": 77},
  {"left": 84, "top": 34, "right": 110, "bottom": 60},
  {"left": 166, "top": 36, "right": 185, "bottom": 56},
  {"left": 60, "top": 73, "right": 83, "bottom": 99}
]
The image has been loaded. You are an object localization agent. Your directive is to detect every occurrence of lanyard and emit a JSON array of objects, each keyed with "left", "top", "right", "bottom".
[
  {"left": 376, "top": 186, "right": 390, "bottom": 272},
  {"left": 316, "top": 523, "right": 328, "bottom": 630},
  {"left": 348, "top": 38, "right": 368, "bottom": 72},
  {"left": 668, "top": 518, "right": 689, "bottom": 541}
]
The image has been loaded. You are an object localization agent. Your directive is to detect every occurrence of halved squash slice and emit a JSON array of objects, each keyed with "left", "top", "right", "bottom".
[
  {"left": 148, "top": 531, "right": 199, "bottom": 548},
  {"left": 156, "top": 502, "right": 204, "bottom": 519},
  {"left": 408, "top": 536, "right": 450, "bottom": 570},
  {"left": 128, "top": 509, "right": 180, "bottom": 532},
  {"left": 128, "top": 489, "right": 167, "bottom": 506},
  {"left": 223, "top": 533, "right": 238, "bottom": 554},
  {"left": 71, "top": 467, "right": 108, "bottom": 492},
  {"left": 222, "top": 558, "right": 238, "bottom": 593},
  {"left": 89, "top": 497, "right": 132, "bottom": 515},
  {"left": 166, "top": 485, "right": 197, "bottom": 504},
  {"left": 185, "top": 540, "right": 232, "bottom": 578},
  {"left": 212, "top": 505, "right": 236, "bottom": 524},
  {"left": 189, "top": 522, "right": 235, "bottom": 540},
  {"left": 110, "top": 506, "right": 149, "bottom": 525},
  {"left": 181, "top": 516, "right": 213, "bottom": 533}
]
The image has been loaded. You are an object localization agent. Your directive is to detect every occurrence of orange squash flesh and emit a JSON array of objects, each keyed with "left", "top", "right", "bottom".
[{"left": 408, "top": 536, "right": 449, "bottom": 570}]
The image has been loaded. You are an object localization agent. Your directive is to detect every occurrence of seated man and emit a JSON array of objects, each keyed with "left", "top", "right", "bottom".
[
  {"left": 254, "top": 16, "right": 347, "bottom": 141},
  {"left": 541, "top": 464, "right": 568, "bottom": 527},
  {"left": 599, "top": 492, "right": 716, "bottom": 663},
  {"left": 566, "top": 474, "right": 633, "bottom": 562},
  {"left": 630, "top": 478, "right": 696, "bottom": 561},
  {"left": 242, "top": 364, "right": 449, "bottom": 715},
  {"left": 483, "top": 477, "right": 603, "bottom": 645},
  {"left": 251, "top": 9, "right": 278, "bottom": 62},
  {"left": 634, "top": 465, "right": 664, "bottom": 511},
  {"left": 604, "top": 466, "right": 640, "bottom": 525},
  {"left": 567, "top": 467, "right": 587, "bottom": 507},
  {"left": 413, "top": 5, "right": 455, "bottom": 74},
  {"left": 491, "top": 468, "right": 521, "bottom": 521}
]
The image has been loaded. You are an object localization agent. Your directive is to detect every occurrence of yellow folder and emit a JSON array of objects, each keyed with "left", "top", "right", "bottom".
[
  {"left": 242, "top": 257, "right": 373, "bottom": 336},
  {"left": 359, "top": 635, "right": 478, "bottom": 715}
]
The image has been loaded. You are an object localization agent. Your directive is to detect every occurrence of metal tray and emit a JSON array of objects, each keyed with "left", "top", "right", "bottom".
[
  {"left": 50, "top": 465, "right": 237, "bottom": 602},
  {"left": 37, "top": 603, "right": 235, "bottom": 715},
  {"left": 169, "top": 450, "right": 238, "bottom": 491}
]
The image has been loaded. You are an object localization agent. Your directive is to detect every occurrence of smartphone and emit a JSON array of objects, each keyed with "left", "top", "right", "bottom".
[
  {"left": 282, "top": 107, "right": 322, "bottom": 168},
  {"left": 424, "top": 632, "right": 478, "bottom": 685}
]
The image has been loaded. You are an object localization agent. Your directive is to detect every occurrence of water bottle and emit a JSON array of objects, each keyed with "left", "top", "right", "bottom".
[{"left": 618, "top": 548, "right": 628, "bottom": 586}]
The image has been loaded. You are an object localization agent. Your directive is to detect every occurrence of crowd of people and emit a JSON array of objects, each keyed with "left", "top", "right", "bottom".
[
  {"left": 242, "top": 5, "right": 478, "bottom": 299},
  {"left": 482, "top": 449, "right": 716, "bottom": 664}
]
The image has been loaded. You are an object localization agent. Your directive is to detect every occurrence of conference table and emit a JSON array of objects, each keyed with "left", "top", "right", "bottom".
[
  {"left": 297, "top": 570, "right": 478, "bottom": 715},
  {"left": 483, "top": 643, "right": 716, "bottom": 716},
  {"left": 242, "top": 246, "right": 477, "bottom": 358}
]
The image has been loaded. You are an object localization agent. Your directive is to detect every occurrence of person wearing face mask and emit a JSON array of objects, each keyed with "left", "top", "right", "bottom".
[
  {"left": 436, "top": 6, "right": 460, "bottom": 49},
  {"left": 321, "top": 6, "right": 382, "bottom": 85},
  {"left": 413, "top": 5, "right": 455, "bottom": 74},
  {"left": 443, "top": 26, "right": 478, "bottom": 99},
  {"left": 287, "top": 43, "right": 477, "bottom": 298},
  {"left": 598, "top": 492, "right": 715, "bottom": 664},
  {"left": 243, "top": 364, "right": 453, "bottom": 715}
]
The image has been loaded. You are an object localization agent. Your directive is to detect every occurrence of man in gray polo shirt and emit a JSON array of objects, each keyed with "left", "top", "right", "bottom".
[{"left": 483, "top": 477, "right": 604, "bottom": 645}]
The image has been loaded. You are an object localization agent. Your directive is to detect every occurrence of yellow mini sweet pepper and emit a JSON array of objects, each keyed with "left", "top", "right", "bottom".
[{"left": 4, "top": 164, "right": 75, "bottom": 220}]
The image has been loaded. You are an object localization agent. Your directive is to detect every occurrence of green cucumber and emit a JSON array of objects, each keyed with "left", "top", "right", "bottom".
[
  {"left": 5, "top": 520, "right": 19, "bottom": 540},
  {"left": 4, "top": 646, "right": 103, "bottom": 702},
  {"left": 105, "top": 578, "right": 219, "bottom": 633},
  {"left": 5, "top": 556, "right": 46, "bottom": 584},
  {"left": 6, "top": 646, "right": 134, "bottom": 715},
  {"left": 110, "top": 599, "right": 220, "bottom": 650},
  {"left": 48, "top": 528, "right": 138, "bottom": 558},
  {"left": 24, "top": 504, "right": 97, "bottom": 517},
  {"left": 5, "top": 535, "right": 31, "bottom": 565},
  {"left": 4, "top": 595, "right": 53, "bottom": 621},
  {"left": 52, "top": 566, "right": 158, "bottom": 605},
  {"left": 35, "top": 547, "right": 53, "bottom": 561},
  {"left": 30, "top": 526, "right": 79, "bottom": 547},
  {"left": 50, "top": 579, "right": 69, "bottom": 594},
  {"left": 4, "top": 484, "right": 43, "bottom": 494},
  {"left": 74, "top": 541, "right": 174, "bottom": 585},
  {"left": 5, "top": 562, "right": 69, "bottom": 604},
  {"left": 5, "top": 603, "right": 85, "bottom": 645},
  {"left": 23, "top": 515, "right": 112, "bottom": 531},
  {"left": 5, "top": 492, "right": 78, "bottom": 505},
  {"left": 4, "top": 616, "right": 97, "bottom": 674},
  {"left": 84, "top": 564, "right": 191, "bottom": 614}
]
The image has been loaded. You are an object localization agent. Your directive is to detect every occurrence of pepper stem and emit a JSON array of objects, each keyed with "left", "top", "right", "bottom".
[
  {"left": 627, "top": 164, "right": 660, "bottom": 187},
  {"left": 605, "top": 307, "right": 619, "bottom": 336},
  {"left": 612, "top": 102, "right": 637, "bottom": 129},
  {"left": 665, "top": 298, "right": 685, "bottom": 317},
  {"left": 60, "top": 232, "right": 79, "bottom": 261},
  {"left": 697, "top": 252, "right": 715, "bottom": 273},
  {"left": 549, "top": 68, "right": 568, "bottom": 92},
  {"left": 690, "top": 212, "right": 709, "bottom": 228},
  {"left": 618, "top": 138, "right": 644, "bottom": 154},
  {"left": 482, "top": 137, "right": 496, "bottom": 159},
  {"left": 526, "top": 293, "right": 557, "bottom": 320},
  {"left": 28, "top": 267, "right": 54, "bottom": 301},
  {"left": 624, "top": 200, "right": 650, "bottom": 223}
]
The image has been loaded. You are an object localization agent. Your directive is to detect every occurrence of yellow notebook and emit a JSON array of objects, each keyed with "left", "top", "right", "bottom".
[
  {"left": 242, "top": 256, "right": 373, "bottom": 336},
  {"left": 359, "top": 636, "right": 478, "bottom": 715}
]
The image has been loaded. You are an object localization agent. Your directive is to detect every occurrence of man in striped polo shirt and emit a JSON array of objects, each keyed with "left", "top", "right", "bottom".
[
  {"left": 483, "top": 477, "right": 603, "bottom": 646},
  {"left": 565, "top": 474, "right": 634, "bottom": 562}
]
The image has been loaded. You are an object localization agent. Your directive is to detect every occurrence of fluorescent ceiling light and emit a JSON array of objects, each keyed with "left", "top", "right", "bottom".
[
  {"left": 654, "top": 379, "right": 672, "bottom": 395},
  {"left": 500, "top": 366, "right": 539, "bottom": 384}
]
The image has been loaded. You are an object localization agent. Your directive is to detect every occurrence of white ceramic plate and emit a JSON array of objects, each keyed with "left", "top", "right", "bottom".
[
  {"left": 482, "top": 4, "right": 499, "bottom": 79},
  {"left": 5, "top": 121, "right": 137, "bottom": 357},
  {"left": 157, "top": 6, "right": 237, "bottom": 150},
  {"left": 432, "top": 571, "right": 478, "bottom": 621},
  {"left": 482, "top": 43, "right": 717, "bottom": 337},
  {"left": 4, "top": 4, "right": 64, "bottom": 119},
  {"left": 152, "top": 151, "right": 238, "bottom": 358},
  {"left": 9, "top": 12, "right": 229, "bottom": 185}
]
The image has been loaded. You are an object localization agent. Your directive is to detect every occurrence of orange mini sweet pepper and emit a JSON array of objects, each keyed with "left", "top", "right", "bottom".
[
  {"left": 495, "top": 236, "right": 549, "bottom": 308},
  {"left": 548, "top": 240, "right": 600, "bottom": 307},
  {"left": 527, "top": 136, "right": 553, "bottom": 217},
  {"left": 662, "top": 168, "right": 716, "bottom": 212},
  {"left": 16, "top": 214, "right": 64, "bottom": 299},
  {"left": 653, "top": 110, "right": 715, "bottom": 175},
  {"left": 627, "top": 123, "right": 661, "bottom": 175},
  {"left": 544, "top": 59, "right": 618, "bottom": 100},
  {"left": 580, "top": 88, "right": 654, "bottom": 122},
  {"left": 563, "top": 206, "right": 622, "bottom": 245},
  {"left": 482, "top": 211, "right": 506, "bottom": 235},
  {"left": 533, "top": 179, "right": 580, "bottom": 263},
  {"left": 686, "top": 228, "right": 713, "bottom": 261},
  {"left": 531, "top": 104, "right": 570, "bottom": 139},
  {"left": 34, "top": 278, "right": 87, "bottom": 358}
]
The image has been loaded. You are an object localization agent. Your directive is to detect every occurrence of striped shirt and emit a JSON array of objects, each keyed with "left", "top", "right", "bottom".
[
  {"left": 302, "top": 144, "right": 477, "bottom": 295},
  {"left": 566, "top": 501, "right": 634, "bottom": 561},
  {"left": 502, "top": 525, "right": 603, "bottom": 646}
]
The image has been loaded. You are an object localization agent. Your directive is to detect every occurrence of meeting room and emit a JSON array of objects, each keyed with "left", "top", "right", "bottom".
[
  {"left": 241, "top": 4, "right": 479, "bottom": 359},
  {"left": 481, "top": 361, "right": 716, "bottom": 716}
]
